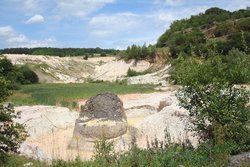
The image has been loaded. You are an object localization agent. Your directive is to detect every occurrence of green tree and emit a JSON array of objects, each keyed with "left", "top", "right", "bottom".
[
  {"left": 0, "top": 77, "right": 27, "bottom": 164},
  {"left": 177, "top": 83, "right": 250, "bottom": 151}
]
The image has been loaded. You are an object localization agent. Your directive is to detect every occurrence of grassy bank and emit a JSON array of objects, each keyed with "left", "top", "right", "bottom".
[{"left": 8, "top": 83, "right": 156, "bottom": 107}]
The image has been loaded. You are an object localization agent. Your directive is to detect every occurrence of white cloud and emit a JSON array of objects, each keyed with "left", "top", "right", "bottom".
[
  {"left": 154, "top": 0, "right": 186, "bottom": 6},
  {"left": 225, "top": 0, "right": 250, "bottom": 11},
  {"left": 24, "top": 0, "right": 40, "bottom": 11},
  {"left": 89, "top": 12, "right": 141, "bottom": 37},
  {"left": 0, "top": 26, "right": 16, "bottom": 38},
  {"left": 25, "top": 14, "right": 45, "bottom": 24},
  {"left": 55, "top": 0, "right": 115, "bottom": 18},
  {"left": 0, "top": 26, "right": 56, "bottom": 48},
  {"left": 113, "top": 37, "right": 157, "bottom": 50}
]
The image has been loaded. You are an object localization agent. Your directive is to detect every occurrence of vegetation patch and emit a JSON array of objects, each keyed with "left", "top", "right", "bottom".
[
  {"left": 8, "top": 83, "right": 156, "bottom": 107},
  {"left": 126, "top": 68, "right": 148, "bottom": 77}
]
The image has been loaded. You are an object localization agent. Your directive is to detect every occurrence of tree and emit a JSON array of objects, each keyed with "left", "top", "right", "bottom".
[
  {"left": 177, "top": 83, "right": 250, "bottom": 151},
  {"left": 0, "top": 77, "right": 27, "bottom": 164},
  {"left": 0, "top": 58, "right": 14, "bottom": 77},
  {"left": 174, "top": 49, "right": 250, "bottom": 156}
]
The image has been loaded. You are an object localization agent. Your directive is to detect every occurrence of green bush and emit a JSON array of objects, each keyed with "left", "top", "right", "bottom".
[
  {"left": 0, "top": 77, "right": 27, "bottom": 165},
  {"left": 157, "top": 8, "right": 250, "bottom": 57},
  {"left": 127, "top": 68, "right": 147, "bottom": 77},
  {"left": 16, "top": 66, "right": 39, "bottom": 84},
  {"left": 177, "top": 83, "right": 250, "bottom": 154},
  {"left": 171, "top": 49, "right": 250, "bottom": 85},
  {"left": 0, "top": 57, "right": 39, "bottom": 86},
  {"left": 93, "top": 139, "right": 115, "bottom": 166},
  {"left": 120, "top": 44, "right": 156, "bottom": 61}
]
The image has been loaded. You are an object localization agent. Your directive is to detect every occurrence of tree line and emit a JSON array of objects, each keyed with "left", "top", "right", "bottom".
[{"left": 0, "top": 47, "right": 119, "bottom": 57}]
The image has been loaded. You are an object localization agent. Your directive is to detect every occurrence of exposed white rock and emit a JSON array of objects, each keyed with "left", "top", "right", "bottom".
[
  {"left": 15, "top": 106, "right": 79, "bottom": 139},
  {"left": 90, "top": 60, "right": 150, "bottom": 82},
  {"left": 127, "top": 65, "right": 171, "bottom": 86},
  {"left": 19, "top": 143, "right": 52, "bottom": 163},
  {"left": 134, "top": 102, "right": 198, "bottom": 148}
]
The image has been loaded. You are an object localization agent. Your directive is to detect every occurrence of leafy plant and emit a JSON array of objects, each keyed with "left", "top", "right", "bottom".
[
  {"left": 0, "top": 77, "right": 27, "bottom": 164},
  {"left": 93, "top": 139, "right": 115, "bottom": 166}
]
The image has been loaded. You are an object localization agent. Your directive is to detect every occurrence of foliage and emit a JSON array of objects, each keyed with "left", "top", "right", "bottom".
[
  {"left": 8, "top": 83, "right": 156, "bottom": 107},
  {"left": 127, "top": 68, "right": 147, "bottom": 77},
  {"left": 0, "top": 47, "right": 119, "bottom": 57},
  {"left": 120, "top": 44, "right": 156, "bottom": 61},
  {"left": 93, "top": 139, "right": 115, "bottom": 166},
  {"left": 3, "top": 140, "right": 249, "bottom": 166},
  {"left": 172, "top": 48, "right": 250, "bottom": 154},
  {"left": 177, "top": 83, "right": 250, "bottom": 153},
  {"left": 157, "top": 8, "right": 250, "bottom": 57},
  {"left": 0, "top": 104, "right": 28, "bottom": 164},
  {"left": 100, "top": 53, "right": 107, "bottom": 57},
  {"left": 0, "top": 78, "right": 10, "bottom": 103},
  {"left": 0, "top": 57, "right": 39, "bottom": 86},
  {"left": 83, "top": 55, "right": 89, "bottom": 60},
  {"left": 16, "top": 66, "right": 39, "bottom": 84},
  {"left": 171, "top": 49, "right": 250, "bottom": 85},
  {"left": 0, "top": 77, "right": 27, "bottom": 164}
]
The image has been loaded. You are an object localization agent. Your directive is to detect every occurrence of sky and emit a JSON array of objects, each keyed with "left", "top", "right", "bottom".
[{"left": 0, "top": 0, "right": 250, "bottom": 49}]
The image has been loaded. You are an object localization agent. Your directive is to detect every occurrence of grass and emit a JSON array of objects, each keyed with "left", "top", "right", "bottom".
[
  {"left": 4, "top": 143, "right": 249, "bottom": 167},
  {"left": 8, "top": 83, "right": 156, "bottom": 107}
]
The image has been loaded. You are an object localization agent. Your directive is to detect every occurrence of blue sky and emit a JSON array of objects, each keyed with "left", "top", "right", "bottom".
[{"left": 0, "top": 0, "right": 249, "bottom": 49}]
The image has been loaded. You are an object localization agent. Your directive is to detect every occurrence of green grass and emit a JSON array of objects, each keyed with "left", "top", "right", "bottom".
[
  {"left": 4, "top": 144, "right": 247, "bottom": 167},
  {"left": 8, "top": 83, "right": 156, "bottom": 107}
]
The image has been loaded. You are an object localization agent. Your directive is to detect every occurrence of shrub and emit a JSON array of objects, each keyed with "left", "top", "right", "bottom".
[
  {"left": 100, "top": 53, "right": 107, "bottom": 57},
  {"left": 93, "top": 139, "right": 115, "bottom": 166},
  {"left": 120, "top": 44, "right": 156, "bottom": 61},
  {"left": 0, "top": 57, "right": 39, "bottom": 86},
  {"left": 0, "top": 77, "right": 27, "bottom": 165},
  {"left": 177, "top": 83, "right": 250, "bottom": 154},
  {"left": 83, "top": 55, "right": 89, "bottom": 60},
  {"left": 17, "top": 66, "right": 39, "bottom": 84},
  {"left": 127, "top": 68, "right": 147, "bottom": 77},
  {"left": 171, "top": 49, "right": 250, "bottom": 85}
]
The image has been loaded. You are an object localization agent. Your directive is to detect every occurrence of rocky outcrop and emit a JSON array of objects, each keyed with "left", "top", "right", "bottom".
[
  {"left": 229, "top": 151, "right": 250, "bottom": 167},
  {"left": 70, "top": 93, "right": 128, "bottom": 149},
  {"left": 15, "top": 105, "right": 79, "bottom": 139},
  {"left": 124, "top": 91, "right": 198, "bottom": 148},
  {"left": 126, "top": 65, "right": 171, "bottom": 86},
  {"left": 19, "top": 143, "right": 52, "bottom": 163},
  {"left": 90, "top": 60, "right": 150, "bottom": 82},
  {"left": 15, "top": 105, "right": 79, "bottom": 162}
]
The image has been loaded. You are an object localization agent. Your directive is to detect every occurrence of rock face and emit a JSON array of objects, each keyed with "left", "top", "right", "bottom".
[
  {"left": 70, "top": 93, "right": 128, "bottom": 148},
  {"left": 229, "top": 151, "right": 250, "bottom": 167},
  {"left": 126, "top": 65, "right": 171, "bottom": 86},
  {"left": 19, "top": 143, "right": 52, "bottom": 163},
  {"left": 15, "top": 106, "right": 79, "bottom": 139}
]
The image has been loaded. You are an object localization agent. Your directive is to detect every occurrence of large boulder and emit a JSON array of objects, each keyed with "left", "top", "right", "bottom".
[{"left": 70, "top": 93, "right": 128, "bottom": 149}]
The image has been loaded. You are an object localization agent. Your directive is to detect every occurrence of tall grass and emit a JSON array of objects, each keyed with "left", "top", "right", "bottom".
[{"left": 8, "top": 83, "right": 155, "bottom": 107}]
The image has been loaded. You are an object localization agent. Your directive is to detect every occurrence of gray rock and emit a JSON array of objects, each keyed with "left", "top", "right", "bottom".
[
  {"left": 70, "top": 93, "right": 128, "bottom": 149},
  {"left": 19, "top": 143, "right": 52, "bottom": 163},
  {"left": 80, "top": 92, "right": 126, "bottom": 121},
  {"left": 229, "top": 151, "right": 250, "bottom": 167}
]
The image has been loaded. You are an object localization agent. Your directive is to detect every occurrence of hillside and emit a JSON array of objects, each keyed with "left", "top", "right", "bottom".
[
  {"left": 2, "top": 54, "right": 169, "bottom": 84},
  {"left": 157, "top": 7, "right": 250, "bottom": 57}
]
